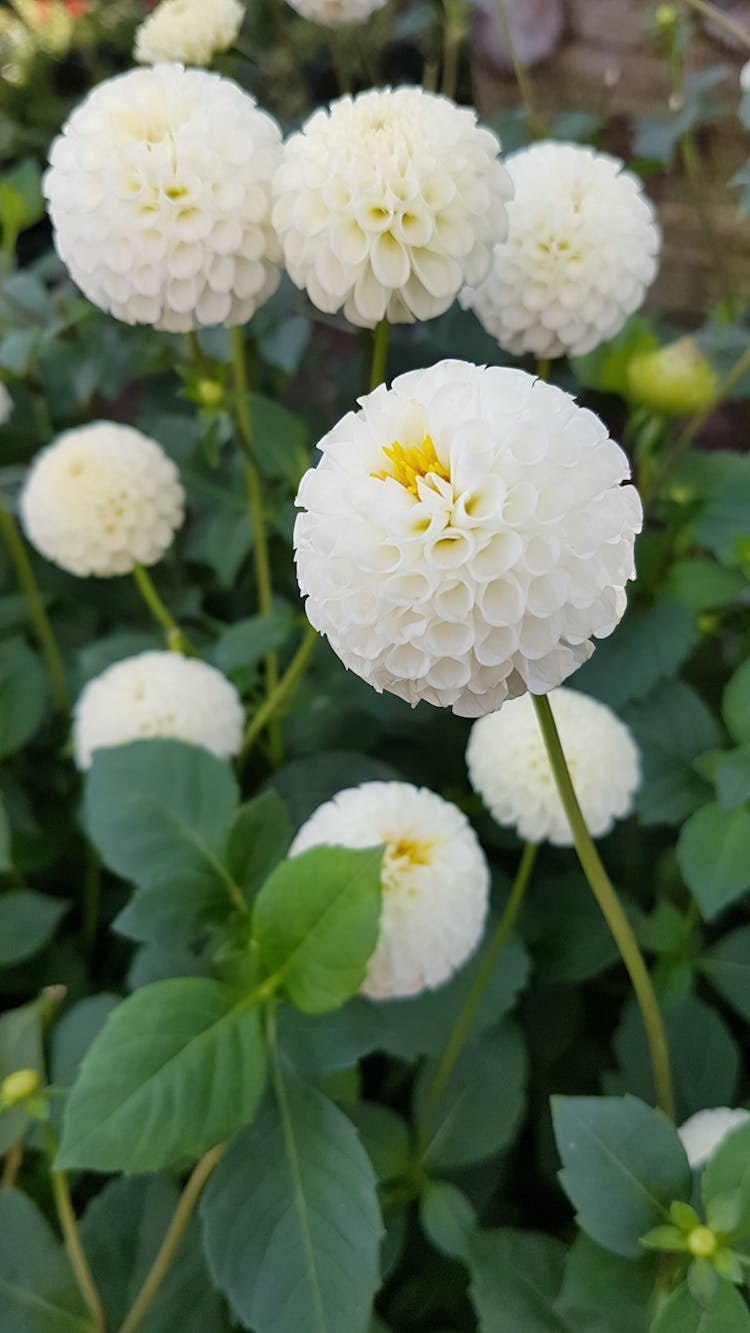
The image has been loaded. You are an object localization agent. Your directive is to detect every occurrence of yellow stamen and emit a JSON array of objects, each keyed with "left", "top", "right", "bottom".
[
  {"left": 372, "top": 435, "right": 450, "bottom": 497},
  {"left": 389, "top": 837, "right": 433, "bottom": 867}
]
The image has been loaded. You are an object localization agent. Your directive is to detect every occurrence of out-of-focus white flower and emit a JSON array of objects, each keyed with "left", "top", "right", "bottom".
[
  {"left": 741, "top": 60, "right": 750, "bottom": 93},
  {"left": 285, "top": 0, "right": 386, "bottom": 25},
  {"left": 290, "top": 781, "right": 489, "bottom": 999},
  {"left": 0, "top": 383, "right": 13, "bottom": 426},
  {"left": 678, "top": 1108, "right": 750, "bottom": 1170},
  {"left": 44, "top": 64, "right": 282, "bottom": 332},
  {"left": 273, "top": 87, "right": 512, "bottom": 328},
  {"left": 74, "top": 650, "right": 245, "bottom": 769},
  {"left": 466, "top": 687, "right": 640, "bottom": 845},
  {"left": 461, "top": 142, "right": 660, "bottom": 359},
  {"left": 20, "top": 421, "right": 184, "bottom": 578},
  {"left": 135, "top": 0, "right": 245, "bottom": 66},
  {"left": 294, "top": 360, "right": 642, "bottom": 717}
]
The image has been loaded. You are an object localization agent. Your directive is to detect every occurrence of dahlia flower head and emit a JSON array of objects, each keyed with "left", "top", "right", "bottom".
[
  {"left": 272, "top": 86, "right": 512, "bottom": 328},
  {"left": 290, "top": 781, "right": 489, "bottom": 999},
  {"left": 0, "top": 382, "right": 13, "bottom": 426},
  {"left": 461, "top": 142, "right": 661, "bottom": 359},
  {"left": 294, "top": 360, "right": 643, "bottom": 717},
  {"left": 20, "top": 421, "right": 184, "bottom": 578},
  {"left": 73, "top": 651, "right": 245, "bottom": 769},
  {"left": 741, "top": 61, "right": 750, "bottom": 93},
  {"left": 678, "top": 1108, "right": 750, "bottom": 1171},
  {"left": 135, "top": 0, "right": 245, "bottom": 66},
  {"left": 466, "top": 688, "right": 640, "bottom": 845},
  {"left": 44, "top": 64, "right": 282, "bottom": 332},
  {"left": 285, "top": 0, "right": 387, "bottom": 26}
]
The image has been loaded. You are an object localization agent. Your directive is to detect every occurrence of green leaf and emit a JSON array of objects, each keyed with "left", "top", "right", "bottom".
[
  {"left": 345, "top": 1102, "right": 410, "bottom": 1182},
  {"left": 723, "top": 660, "right": 750, "bottom": 745},
  {"left": 650, "top": 1281, "right": 750, "bottom": 1332},
  {"left": 0, "top": 639, "right": 47, "bottom": 756},
  {"left": 201, "top": 1068, "right": 382, "bottom": 1333},
  {"left": 467, "top": 1228, "right": 572, "bottom": 1332},
  {"left": 276, "top": 998, "right": 386, "bottom": 1074},
  {"left": 715, "top": 744, "right": 750, "bottom": 809},
  {"left": 624, "top": 680, "right": 720, "bottom": 827},
  {"left": 51, "top": 995, "right": 121, "bottom": 1088},
  {"left": 556, "top": 1235, "right": 657, "bottom": 1333},
  {"left": 252, "top": 844, "right": 383, "bottom": 1013},
  {"left": 227, "top": 790, "right": 291, "bottom": 901},
  {"left": 0, "top": 1188, "right": 91, "bottom": 1333},
  {"left": 700, "top": 926, "right": 750, "bottom": 1022},
  {"left": 552, "top": 1095, "right": 691, "bottom": 1258},
  {"left": 85, "top": 740, "right": 240, "bottom": 942},
  {"left": 665, "top": 560, "right": 746, "bottom": 613},
  {"left": 0, "top": 793, "right": 10, "bottom": 872},
  {"left": 249, "top": 392, "right": 309, "bottom": 483},
  {"left": 414, "top": 1022, "right": 526, "bottom": 1170},
  {"left": 703, "top": 1122, "right": 750, "bottom": 1242},
  {"left": 268, "top": 750, "right": 400, "bottom": 831},
  {"left": 688, "top": 1258, "right": 719, "bottom": 1311},
  {"left": 57, "top": 979, "right": 265, "bottom": 1173},
  {"left": 0, "top": 891, "right": 67, "bottom": 966},
  {"left": 0, "top": 999, "right": 44, "bottom": 1155},
  {"left": 80, "top": 1176, "right": 227, "bottom": 1332},
  {"left": 677, "top": 803, "right": 750, "bottom": 918},
  {"left": 570, "top": 599, "right": 698, "bottom": 710},
  {"left": 420, "top": 1180, "right": 477, "bottom": 1261},
  {"left": 525, "top": 871, "right": 618, "bottom": 982},
  {"left": 211, "top": 610, "right": 294, "bottom": 675}
]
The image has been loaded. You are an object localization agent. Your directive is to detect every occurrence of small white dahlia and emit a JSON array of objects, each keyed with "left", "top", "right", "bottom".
[
  {"left": 0, "top": 382, "right": 13, "bottom": 426},
  {"left": 284, "top": 0, "right": 386, "bottom": 26},
  {"left": 294, "top": 360, "right": 642, "bottom": 716},
  {"left": 44, "top": 64, "right": 282, "bottom": 332},
  {"left": 466, "top": 688, "right": 640, "bottom": 845},
  {"left": 20, "top": 421, "right": 184, "bottom": 578},
  {"left": 290, "top": 781, "right": 489, "bottom": 999},
  {"left": 741, "top": 61, "right": 750, "bottom": 93},
  {"left": 135, "top": 0, "right": 245, "bottom": 66},
  {"left": 272, "top": 87, "right": 512, "bottom": 328},
  {"left": 678, "top": 1108, "right": 750, "bottom": 1171},
  {"left": 461, "top": 142, "right": 661, "bottom": 359},
  {"left": 74, "top": 651, "right": 245, "bottom": 769}
]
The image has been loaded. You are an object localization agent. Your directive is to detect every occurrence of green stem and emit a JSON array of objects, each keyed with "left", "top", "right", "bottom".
[
  {"left": 535, "top": 356, "right": 550, "bottom": 382},
  {"left": 131, "top": 564, "right": 193, "bottom": 654},
  {"left": 682, "top": 0, "right": 750, "bottom": 48},
  {"left": 0, "top": 502, "right": 70, "bottom": 712},
  {"left": 239, "top": 624, "right": 317, "bottom": 768},
  {"left": 117, "top": 1144, "right": 226, "bottom": 1333},
  {"left": 417, "top": 840, "right": 538, "bottom": 1151},
  {"left": 369, "top": 318, "right": 390, "bottom": 391},
  {"left": 494, "top": 0, "right": 545, "bottom": 137},
  {"left": 82, "top": 843, "right": 100, "bottom": 962},
  {"left": 532, "top": 694, "right": 675, "bottom": 1120},
  {"left": 329, "top": 27, "right": 352, "bottom": 95},
  {"left": 41, "top": 1123, "right": 106, "bottom": 1333},
  {"left": 440, "top": 0, "right": 464, "bottom": 98}
]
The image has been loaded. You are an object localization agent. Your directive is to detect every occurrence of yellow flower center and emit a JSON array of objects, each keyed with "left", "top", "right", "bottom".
[
  {"left": 372, "top": 436, "right": 450, "bottom": 498},
  {"left": 389, "top": 836, "right": 432, "bottom": 867}
]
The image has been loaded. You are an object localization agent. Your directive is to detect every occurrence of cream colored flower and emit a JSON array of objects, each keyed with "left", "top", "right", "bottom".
[
  {"left": 284, "top": 0, "right": 386, "bottom": 26},
  {"left": 290, "top": 781, "right": 489, "bottom": 999},
  {"left": 44, "top": 64, "right": 282, "bottom": 332},
  {"left": 461, "top": 142, "right": 660, "bottom": 359},
  {"left": 0, "top": 382, "right": 13, "bottom": 426},
  {"left": 273, "top": 86, "right": 512, "bottom": 328},
  {"left": 74, "top": 651, "right": 245, "bottom": 768},
  {"left": 466, "top": 688, "right": 640, "bottom": 845},
  {"left": 678, "top": 1108, "right": 750, "bottom": 1170},
  {"left": 294, "top": 360, "right": 642, "bottom": 717},
  {"left": 20, "top": 421, "right": 184, "bottom": 577},
  {"left": 135, "top": 0, "right": 245, "bottom": 66},
  {"left": 741, "top": 61, "right": 750, "bottom": 93}
]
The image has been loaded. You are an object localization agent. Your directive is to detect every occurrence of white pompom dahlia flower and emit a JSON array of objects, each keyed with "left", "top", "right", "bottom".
[
  {"left": 294, "top": 360, "right": 642, "bottom": 716},
  {"left": 678, "top": 1108, "right": 750, "bottom": 1171},
  {"left": 20, "top": 422, "right": 184, "bottom": 578},
  {"left": 135, "top": 0, "right": 245, "bottom": 66},
  {"left": 0, "top": 382, "right": 13, "bottom": 426},
  {"left": 74, "top": 651, "right": 245, "bottom": 769},
  {"left": 272, "top": 87, "right": 512, "bottom": 328},
  {"left": 285, "top": 0, "right": 386, "bottom": 24},
  {"left": 466, "top": 687, "right": 640, "bottom": 845},
  {"left": 741, "top": 61, "right": 750, "bottom": 93},
  {"left": 290, "top": 782, "right": 489, "bottom": 999},
  {"left": 44, "top": 65, "right": 282, "bottom": 332},
  {"left": 461, "top": 142, "right": 660, "bottom": 359}
]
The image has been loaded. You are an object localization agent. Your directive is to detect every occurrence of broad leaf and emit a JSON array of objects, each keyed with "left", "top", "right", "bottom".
[
  {"left": 345, "top": 1102, "right": 410, "bottom": 1182},
  {"left": 700, "top": 926, "right": 750, "bottom": 1022},
  {"left": 267, "top": 751, "right": 399, "bottom": 831},
  {"left": 0, "top": 639, "right": 47, "bottom": 757},
  {"left": 0, "top": 1188, "right": 91, "bottom": 1333},
  {"left": 0, "top": 891, "right": 67, "bottom": 966},
  {"left": 468, "top": 1228, "right": 572, "bottom": 1332},
  {"left": 202, "top": 1068, "right": 382, "bottom": 1333},
  {"left": 715, "top": 744, "right": 750, "bottom": 809},
  {"left": 252, "top": 844, "right": 383, "bottom": 1013},
  {"left": 227, "top": 789, "right": 291, "bottom": 900},
  {"left": 570, "top": 599, "right": 698, "bottom": 710},
  {"left": 624, "top": 681, "right": 720, "bottom": 827},
  {"left": 556, "top": 1235, "right": 657, "bottom": 1333},
  {"left": 420, "top": 1180, "right": 476, "bottom": 1261},
  {"left": 58, "top": 979, "right": 265, "bottom": 1173},
  {"left": 702, "top": 1122, "right": 750, "bottom": 1242},
  {"left": 552, "top": 1095, "right": 691, "bottom": 1257},
  {"left": 677, "top": 803, "right": 750, "bottom": 918},
  {"left": 723, "top": 660, "right": 750, "bottom": 745},
  {"left": 650, "top": 1280, "right": 750, "bottom": 1332}
]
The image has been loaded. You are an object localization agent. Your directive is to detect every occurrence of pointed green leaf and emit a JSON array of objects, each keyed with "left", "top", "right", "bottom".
[
  {"left": 467, "top": 1228, "right": 573, "bottom": 1332},
  {"left": 0, "top": 1188, "right": 91, "bottom": 1332},
  {"left": 0, "top": 891, "right": 67, "bottom": 966},
  {"left": 678, "top": 803, "right": 750, "bottom": 918},
  {"left": 703, "top": 1123, "right": 750, "bottom": 1242},
  {"left": 227, "top": 789, "right": 291, "bottom": 901},
  {"left": 650, "top": 1280, "right": 750, "bottom": 1332}
]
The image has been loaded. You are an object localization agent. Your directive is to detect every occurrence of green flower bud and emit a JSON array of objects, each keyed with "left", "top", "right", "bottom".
[
  {"left": 654, "top": 3, "right": 678, "bottom": 27},
  {"left": 0, "top": 1067, "right": 41, "bottom": 1110},
  {"left": 627, "top": 338, "right": 719, "bottom": 417},
  {"left": 688, "top": 1225, "right": 718, "bottom": 1259},
  {"left": 197, "top": 378, "right": 224, "bottom": 408}
]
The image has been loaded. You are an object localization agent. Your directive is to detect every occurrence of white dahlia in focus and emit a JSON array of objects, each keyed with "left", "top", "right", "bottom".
[
  {"left": 466, "top": 688, "right": 640, "bottom": 845},
  {"left": 0, "top": 382, "right": 13, "bottom": 426},
  {"left": 74, "top": 651, "right": 245, "bottom": 769},
  {"left": 135, "top": 0, "right": 245, "bottom": 66},
  {"left": 284, "top": 0, "right": 386, "bottom": 26},
  {"left": 272, "top": 87, "right": 512, "bottom": 328},
  {"left": 290, "top": 782, "right": 489, "bottom": 999},
  {"left": 20, "top": 421, "right": 184, "bottom": 578},
  {"left": 678, "top": 1108, "right": 750, "bottom": 1170},
  {"left": 461, "top": 142, "right": 660, "bottom": 359},
  {"left": 44, "top": 65, "right": 282, "bottom": 332},
  {"left": 294, "top": 360, "right": 642, "bottom": 716}
]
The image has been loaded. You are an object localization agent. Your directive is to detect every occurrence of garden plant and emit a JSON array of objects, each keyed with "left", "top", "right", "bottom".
[{"left": 1, "top": 0, "right": 750, "bottom": 1329}]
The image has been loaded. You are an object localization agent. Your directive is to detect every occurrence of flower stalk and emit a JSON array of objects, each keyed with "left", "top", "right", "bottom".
[
  {"left": 0, "top": 501, "right": 70, "bottom": 713},
  {"left": 41, "top": 1121, "right": 106, "bottom": 1333}
]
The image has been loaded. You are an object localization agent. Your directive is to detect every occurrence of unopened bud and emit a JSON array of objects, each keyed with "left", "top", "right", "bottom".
[
  {"left": 688, "top": 1226, "right": 718, "bottom": 1259},
  {"left": 0, "top": 1068, "right": 41, "bottom": 1109},
  {"left": 655, "top": 4, "right": 678, "bottom": 29},
  {"left": 197, "top": 378, "right": 224, "bottom": 408},
  {"left": 627, "top": 338, "right": 718, "bottom": 417}
]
